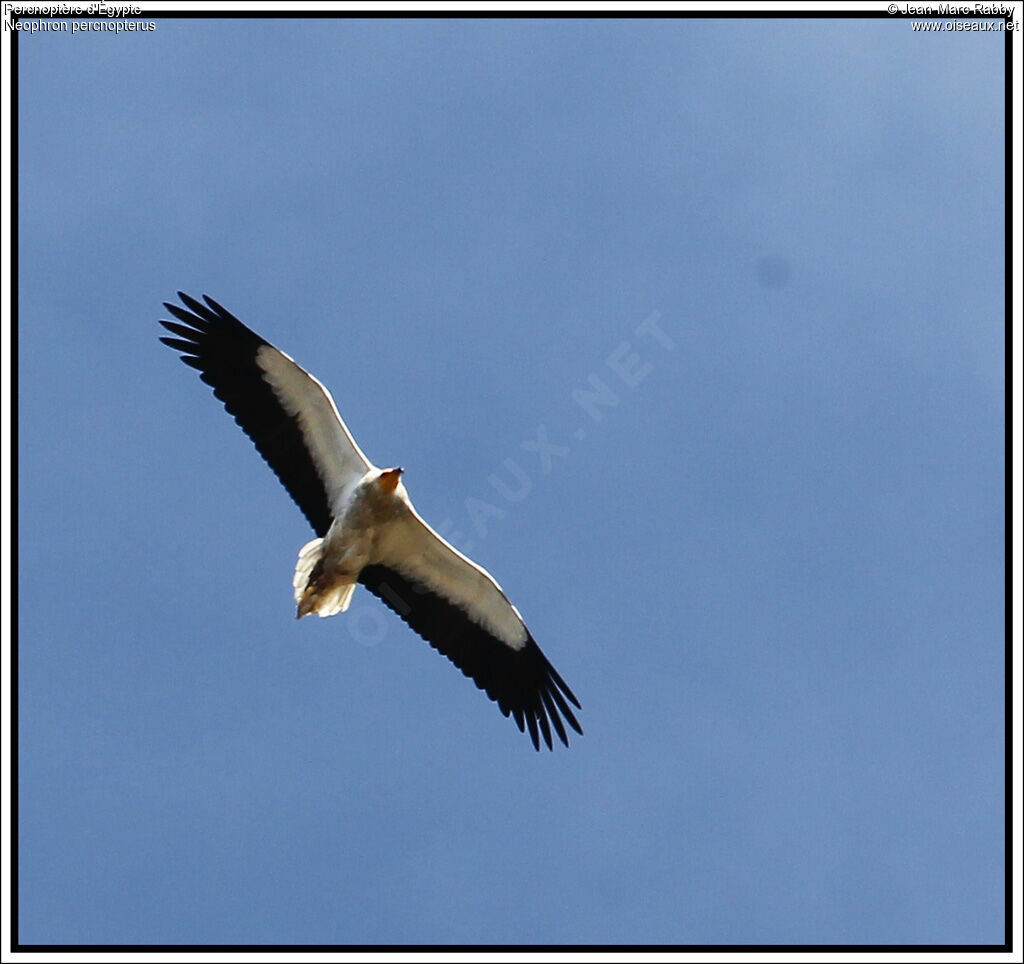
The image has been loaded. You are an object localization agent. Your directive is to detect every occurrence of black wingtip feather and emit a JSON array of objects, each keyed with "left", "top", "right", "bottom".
[
  {"left": 525, "top": 712, "right": 540, "bottom": 751},
  {"left": 202, "top": 293, "right": 232, "bottom": 316},
  {"left": 159, "top": 337, "right": 199, "bottom": 354},
  {"left": 535, "top": 700, "right": 553, "bottom": 751},
  {"left": 541, "top": 688, "right": 569, "bottom": 747}
]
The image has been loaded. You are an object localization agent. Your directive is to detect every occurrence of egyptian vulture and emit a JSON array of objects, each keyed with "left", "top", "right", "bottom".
[{"left": 159, "top": 293, "right": 582, "bottom": 750}]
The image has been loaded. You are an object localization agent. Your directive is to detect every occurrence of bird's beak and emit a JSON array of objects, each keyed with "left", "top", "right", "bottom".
[{"left": 379, "top": 467, "right": 403, "bottom": 493}]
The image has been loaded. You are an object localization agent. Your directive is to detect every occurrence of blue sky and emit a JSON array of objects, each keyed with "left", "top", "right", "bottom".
[{"left": 16, "top": 15, "right": 1004, "bottom": 946}]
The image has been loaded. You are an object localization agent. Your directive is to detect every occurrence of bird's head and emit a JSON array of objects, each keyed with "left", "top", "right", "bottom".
[{"left": 378, "top": 466, "right": 404, "bottom": 494}]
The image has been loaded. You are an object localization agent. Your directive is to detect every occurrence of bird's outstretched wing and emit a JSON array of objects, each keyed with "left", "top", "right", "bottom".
[
  {"left": 159, "top": 292, "right": 371, "bottom": 536},
  {"left": 361, "top": 507, "right": 583, "bottom": 750}
]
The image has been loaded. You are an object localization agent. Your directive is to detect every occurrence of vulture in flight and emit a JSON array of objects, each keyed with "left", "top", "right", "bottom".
[{"left": 159, "top": 293, "right": 582, "bottom": 750}]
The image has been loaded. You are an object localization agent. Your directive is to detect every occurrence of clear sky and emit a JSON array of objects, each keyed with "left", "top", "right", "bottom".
[{"left": 16, "top": 14, "right": 1004, "bottom": 946}]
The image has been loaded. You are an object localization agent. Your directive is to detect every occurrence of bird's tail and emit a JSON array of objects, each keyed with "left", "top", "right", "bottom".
[{"left": 293, "top": 537, "right": 355, "bottom": 618}]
